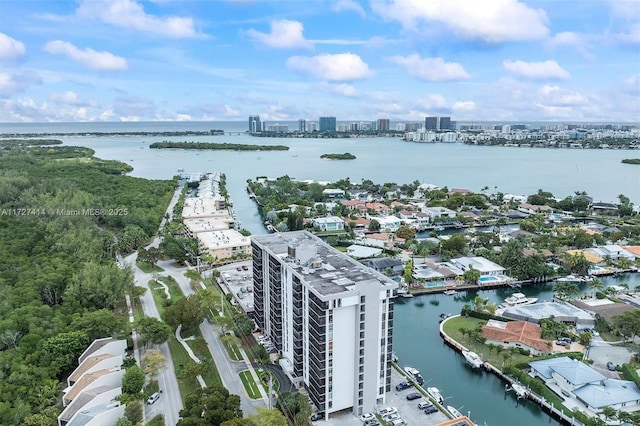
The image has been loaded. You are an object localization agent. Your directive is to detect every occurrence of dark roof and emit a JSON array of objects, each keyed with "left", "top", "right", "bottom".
[{"left": 361, "top": 258, "right": 403, "bottom": 269}]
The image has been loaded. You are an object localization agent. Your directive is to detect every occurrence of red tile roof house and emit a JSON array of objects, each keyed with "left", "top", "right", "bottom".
[
  {"left": 365, "top": 202, "right": 391, "bottom": 215},
  {"left": 482, "top": 320, "right": 553, "bottom": 355},
  {"left": 448, "top": 188, "right": 472, "bottom": 196}
]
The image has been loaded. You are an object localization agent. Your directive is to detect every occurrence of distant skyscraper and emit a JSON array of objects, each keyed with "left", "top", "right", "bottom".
[
  {"left": 248, "top": 115, "right": 261, "bottom": 132},
  {"left": 298, "top": 119, "right": 306, "bottom": 133},
  {"left": 319, "top": 116, "right": 336, "bottom": 132},
  {"left": 425, "top": 116, "right": 438, "bottom": 130},
  {"left": 377, "top": 118, "right": 390, "bottom": 131},
  {"left": 439, "top": 117, "right": 451, "bottom": 130}
]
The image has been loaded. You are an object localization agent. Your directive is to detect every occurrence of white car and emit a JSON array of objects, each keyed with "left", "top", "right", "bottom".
[
  {"left": 378, "top": 407, "right": 397, "bottom": 416},
  {"left": 360, "top": 412, "right": 375, "bottom": 422}
]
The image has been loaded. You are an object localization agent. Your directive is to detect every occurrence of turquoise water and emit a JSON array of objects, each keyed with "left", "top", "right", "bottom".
[
  {"left": 427, "top": 281, "right": 446, "bottom": 288},
  {"left": 479, "top": 276, "right": 499, "bottom": 283}
]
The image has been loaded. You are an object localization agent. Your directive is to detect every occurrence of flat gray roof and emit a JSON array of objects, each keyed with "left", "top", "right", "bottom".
[
  {"left": 252, "top": 231, "right": 398, "bottom": 298},
  {"left": 502, "top": 301, "right": 594, "bottom": 325}
]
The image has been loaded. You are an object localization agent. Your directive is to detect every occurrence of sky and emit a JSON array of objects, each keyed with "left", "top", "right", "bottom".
[{"left": 0, "top": 0, "right": 639, "bottom": 123}]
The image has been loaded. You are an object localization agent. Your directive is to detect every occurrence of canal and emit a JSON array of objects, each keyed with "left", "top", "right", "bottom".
[{"left": 392, "top": 273, "right": 640, "bottom": 426}]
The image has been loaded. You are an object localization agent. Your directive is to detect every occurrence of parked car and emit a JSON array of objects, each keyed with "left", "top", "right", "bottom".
[
  {"left": 389, "top": 419, "right": 406, "bottom": 426},
  {"left": 418, "top": 401, "right": 433, "bottom": 409},
  {"left": 364, "top": 420, "right": 380, "bottom": 426},
  {"left": 310, "top": 412, "right": 324, "bottom": 421},
  {"left": 406, "top": 392, "right": 422, "bottom": 400},
  {"left": 383, "top": 413, "right": 400, "bottom": 422},
  {"left": 378, "top": 407, "right": 397, "bottom": 416},
  {"left": 556, "top": 340, "right": 569, "bottom": 346},
  {"left": 360, "top": 413, "right": 375, "bottom": 422},
  {"left": 395, "top": 381, "right": 413, "bottom": 391},
  {"left": 147, "top": 392, "right": 160, "bottom": 405},
  {"left": 242, "top": 265, "right": 249, "bottom": 270},
  {"left": 607, "top": 362, "right": 616, "bottom": 371},
  {"left": 424, "top": 406, "right": 439, "bottom": 414}
]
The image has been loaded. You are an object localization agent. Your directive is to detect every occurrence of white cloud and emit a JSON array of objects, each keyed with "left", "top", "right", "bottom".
[
  {"left": 223, "top": 104, "right": 241, "bottom": 117},
  {"left": 453, "top": 101, "right": 476, "bottom": 112},
  {"left": 49, "top": 91, "right": 98, "bottom": 107},
  {"left": 608, "top": 0, "right": 640, "bottom": 45},
  {"left": 371, "top": 0, "right": 549, "bottom": 42},
  {"left": 0, "top": 33, "right": 25, "bottom": 61},
  {"left": 623, "top": 74, "right": 640, "bottom": 96},
  {"left": 0, "top": 71, "right": 41, "bottom": 98},
  {"left": 415, "top": 93, "right": 448, "bottom": 110},
  {"left": 316, "top": 82, "right": 359, "bottom": 97},
  {"left": 390, "top": 55, "right": 470, "bottom": 81},
  {"left": 538, "top": 85, "right": 587, "bottom": 106},
  {"left": 44, "top": 40, "right": 128, "bottom": 71},
  {"left": 548, "top": 32, "right": 593, "bottom": 60},
  {"left": 76, "top": 0, "right": 197, "bottom": 38},
  {"left": 503, "top": 60, "right": 570, "bottom": 80},
  {"left": 245, "top": 20, "right": 313, "bottom": 49},
  {"left": 287, "top": 53, "right": 373, "bottom": 81},
  {"left": 332, "top": 0, "right": 366, "bottom": 17},
  {"left": 176, "top": 114, "right": 192, "bottom": 121}
]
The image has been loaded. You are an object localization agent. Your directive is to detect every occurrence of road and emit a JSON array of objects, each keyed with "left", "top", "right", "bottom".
[
  {"left": 157, "top": 258, "right": 267, "bottom": 416},
  {"left": 124, "top": 182, "right": 185, "bottom": 425}
]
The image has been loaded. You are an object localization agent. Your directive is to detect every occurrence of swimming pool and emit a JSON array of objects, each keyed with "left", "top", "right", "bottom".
[
  {"left": 478, "top": 276, "right": 499, "bottom": 283},
  {"left": 426, "top": 281, "right": 446, "bottom": 288}
]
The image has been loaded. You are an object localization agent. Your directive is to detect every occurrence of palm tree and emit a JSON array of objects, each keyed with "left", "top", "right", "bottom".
[
  {"left": 590, "top": 278, "right": 604, "bottom": 298},
  {"left": 600, "top": 406, "right": 617, "bottom": 422}
]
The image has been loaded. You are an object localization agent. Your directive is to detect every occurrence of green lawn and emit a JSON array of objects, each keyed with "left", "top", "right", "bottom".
[
  {"left": 185, "top": 334, "right": 222, "bottom": 387},
  {"left": 137, "top": 261, "right": 165, "bottom": 273},
  {"left": 221, "top": 334, "right": 243, "bottom": 361},
  {"left": 239, "top": 370, "right": 262, "bottom": 399},
  {"left": 167, "top": 336, "right": 199, "bottom": 403},
  {"left": 442, "top": 316, "right": 541, "bottom": 368}
]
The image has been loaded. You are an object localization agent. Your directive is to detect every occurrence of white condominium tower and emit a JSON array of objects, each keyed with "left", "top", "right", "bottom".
[{"left": 251, "top": 231, "right": 397, "bottom": 418}]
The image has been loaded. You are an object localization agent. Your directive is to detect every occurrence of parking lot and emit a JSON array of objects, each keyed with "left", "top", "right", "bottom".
[
  {"left": 218, "top": 261, "right": 254, "bottom": 313},
  {"left": 311, "top": 367, "right": 451, "bottom": 426}
]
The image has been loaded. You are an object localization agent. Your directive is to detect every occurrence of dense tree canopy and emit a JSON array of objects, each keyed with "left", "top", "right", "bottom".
[
  {"left": 0, "top": 146, "right": 175, "bottom": 424},
  {"left": 177, "top": 385, "right": 242, "bottom": 426}
]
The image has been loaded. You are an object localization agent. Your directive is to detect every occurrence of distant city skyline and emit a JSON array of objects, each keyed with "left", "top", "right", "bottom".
[{"left": 1, "top": 0, "right": 638, "bottom": 123}]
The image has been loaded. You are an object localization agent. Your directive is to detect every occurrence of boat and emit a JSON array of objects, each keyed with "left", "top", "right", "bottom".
[
  {"left": 400, "top": 293, "right": 414, "bottom": 299},
  {"left": 555, "top": 275, "right": 587, "bottom": 284},
  {"left": 443, "top": 289, "right": 457, "bottom": 296},
  {"left": 462, "top": 350, "right": 483, "bottom": 369},
  {"left": 446, "top": 405, "right": 463, "bottom": 418},
  {"left": 438, "top": 312, "right": 451, "bottom": 323},
  {"left": 427, "top": 387, "right": 444, "bottom": 403},
  {"left": 500, "top": 292, "right": 538, "bottom": 308},
  {"left": 508, "top": 382, "right": 528, "bottom": 399},
  {"left": 404, "top": 366, "right": 424, "bottom": 385}
]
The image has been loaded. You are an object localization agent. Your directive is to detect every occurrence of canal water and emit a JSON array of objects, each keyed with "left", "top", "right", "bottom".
[{"left": 393, "top": 273, "right": 640, "bottom": 426}]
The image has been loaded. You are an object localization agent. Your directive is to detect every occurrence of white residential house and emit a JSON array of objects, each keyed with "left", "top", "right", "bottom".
[
  {"left": 451, "top": 256, "right": 506, "bottom": 276},
  {"left": 422, "top": 206, "right": 457, "bottom": 222},
  {"left": 584, "top": 245, "right": 637, "bottom": 261},
  {"left": 313, "top": 216, "right": 345, "bottom": 232},
  {"left": 322, "top": 188, "right": 345, "bottom": 199},
  {"left": 376, "top": 215, "right": 402, "bottom": 232}
]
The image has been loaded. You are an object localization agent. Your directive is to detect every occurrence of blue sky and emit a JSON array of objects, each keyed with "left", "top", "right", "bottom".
[{"left": 0, "top": 0, "right": 638, "bottom": 123}]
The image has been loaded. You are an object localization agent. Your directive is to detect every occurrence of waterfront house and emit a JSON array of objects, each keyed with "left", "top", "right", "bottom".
[
  {"left": 365, "top": 202, "right": 391, "bottom": 215},
  {"left": 451, "top": 256, "right": 506, "bottom": 276},
  {"left": 565, "top": 249, "right": 603, "bottom": 265},
  {"left": 529, "top": 357, "right": 640, "bottom": 412},
  {"left": 482, "top": 320, "right": 553, "bottom": 355},
  {"left": 517, "top": 203, "right": 554, "bottom": 215},
  {"left": 501, "top": 302, "right": 595, "bottom": 329},
  {"left": 312, "top": 216, "right": 345, "bottom": 232},
  {"left": 423, "top": 206, "right": 457, "bottom": 221},
  {"left": 584, "top": 244, "right": 637, "bottom": 261},
  {"left": 344, "top": 217, "right": 370, "bottom": 232}
]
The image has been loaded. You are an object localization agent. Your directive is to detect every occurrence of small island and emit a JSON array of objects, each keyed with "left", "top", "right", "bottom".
[
  {"left": 0, "top": 138, "right": 63, "bottom": 148},
  {"left": 149, "top": 141, "right": 289, "bottom": 151},
  {"left": 621, "top": 159, "right": 640, "bottom": 165},
  {"left": 320, "top": 152, "right": 356, "bottom": 160}
]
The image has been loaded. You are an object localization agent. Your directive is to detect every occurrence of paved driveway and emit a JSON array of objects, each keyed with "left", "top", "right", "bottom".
[{"left": 587, "top": 338, "right": 633, "bottom": 378}]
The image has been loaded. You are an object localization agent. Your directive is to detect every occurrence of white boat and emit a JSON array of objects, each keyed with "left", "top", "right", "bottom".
[
  {"left": 555, "top": 275, "right": 586, "bottom": 284},
  {"left": 502, "top": 292, "right": 538, "bottom": 307},
  {"left": 509, "top": 382, "right": 528, "bottom": 399},
  {"left": 404, "top": 366, "right": 424, "bottom": 385},
  {"left": 446, "top": 405, "right": 463, "bottom": 418},
  {"left": 462, "top": 350, "right": 483, "bottom": 369},
  {"left": 443, "top": 289, "right": 457, "bottom": 295},
  {"left": 427, "top": 387, "right": 444, "bottom": 403}
]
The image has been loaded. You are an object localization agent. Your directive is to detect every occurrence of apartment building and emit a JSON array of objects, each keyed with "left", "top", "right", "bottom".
[{"left": 251, "top": 231, "right": 397, "bottom": 418}]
